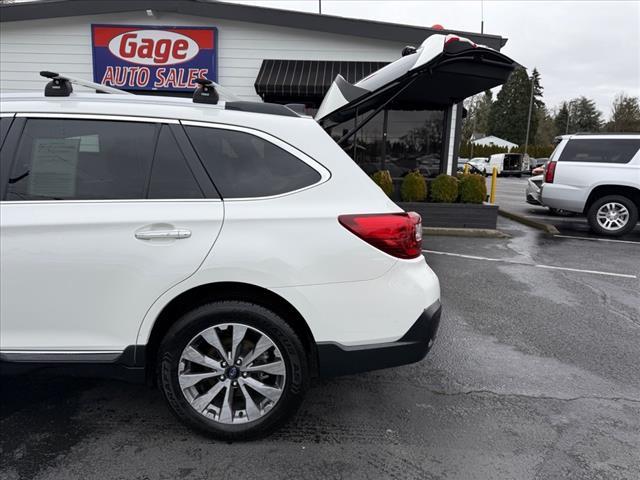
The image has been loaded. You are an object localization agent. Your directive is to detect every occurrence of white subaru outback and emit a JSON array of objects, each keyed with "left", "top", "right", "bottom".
[
  {"left": 0, "top": 83, "right": 440, "bottom": 440},
  {"left": 0, "top": 33, "right": 518, "bottom": 438}
]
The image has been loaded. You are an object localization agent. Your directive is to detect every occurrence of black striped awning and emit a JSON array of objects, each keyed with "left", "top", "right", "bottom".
[{"left": 254, "top": 60, "right": 388, "bottom": 99}]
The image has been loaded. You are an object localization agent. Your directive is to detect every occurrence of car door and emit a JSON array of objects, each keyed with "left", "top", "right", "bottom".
[{"left": 0, "top": 114, "right": 223, "bottom": 352}]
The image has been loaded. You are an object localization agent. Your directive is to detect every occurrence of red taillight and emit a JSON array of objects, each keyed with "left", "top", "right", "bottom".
[
  {"left": 338, "top": 212, "right": 422, "bottom": 259},
  {"left": 545, "top": 161, "right": 557, "bottom": 183}
]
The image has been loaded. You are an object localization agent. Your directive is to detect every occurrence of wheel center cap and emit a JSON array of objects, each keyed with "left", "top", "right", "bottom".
[{"left": 226, "top": 366, "right": 240, "bottom": 380}]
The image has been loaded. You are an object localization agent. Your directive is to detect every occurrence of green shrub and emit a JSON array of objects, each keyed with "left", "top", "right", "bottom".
[
  {"left": 371, "top": 170, "right": 394, "bottom": 197},
  {"left": 458, "top": 173, "right": 487, "bottom": 204},
  {"left": 400, "top": 170, "right": 427, "bottom": 202},
  {"left": 430, "top": 174, "right": 459, "bottom": 203}
]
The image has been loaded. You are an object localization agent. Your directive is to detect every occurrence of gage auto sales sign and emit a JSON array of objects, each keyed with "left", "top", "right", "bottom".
[{"left": 91, "top": 25, "right": 217, "bottom": 92}]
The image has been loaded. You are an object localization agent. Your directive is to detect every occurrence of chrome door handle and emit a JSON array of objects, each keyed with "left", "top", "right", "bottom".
[{"left": 135, "top": 229, "right": 191, "bottom": 240}]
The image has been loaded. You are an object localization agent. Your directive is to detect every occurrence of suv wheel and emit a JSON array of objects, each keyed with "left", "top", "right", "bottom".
[
  {"left": 587, "top": 195, "right": 638, "bottom": 236},
  {"left": 158, "top": 301, "right": 308, "bottom": 440}
]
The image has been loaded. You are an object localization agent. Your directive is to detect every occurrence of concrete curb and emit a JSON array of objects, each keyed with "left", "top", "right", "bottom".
[
  {"left": 498, "top": 208, "right": 560, "bottom": 235},
  {"left": 423, "top": 227, "right": 511, "bottom": 238}
]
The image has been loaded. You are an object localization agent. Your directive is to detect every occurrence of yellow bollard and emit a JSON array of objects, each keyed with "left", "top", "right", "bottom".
[{"left": 489, "top": 166, "right": 498, "bottom": 204}]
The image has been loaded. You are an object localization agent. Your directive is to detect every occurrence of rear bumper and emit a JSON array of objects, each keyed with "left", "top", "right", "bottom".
[
  {"left": 316, "top": 300, "right": 442, "bottom": 377},
  {"left": 540, "top": 184, "right": 585, "bottom": 213}
]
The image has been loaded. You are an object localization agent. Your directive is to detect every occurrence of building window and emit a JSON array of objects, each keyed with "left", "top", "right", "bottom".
[
  {"left": 386, "top": 109, "right": 444, "bottom": 178},
  {"left": 354, "top": 108, "right": 385, "bottom": 176},
  {"left": 325, "top": 107, "right": 445, "bottom": 178}
]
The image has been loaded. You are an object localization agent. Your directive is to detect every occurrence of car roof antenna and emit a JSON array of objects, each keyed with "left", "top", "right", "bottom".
[{"left": 40, "top": 71, "right": 133, "bottom": 96}]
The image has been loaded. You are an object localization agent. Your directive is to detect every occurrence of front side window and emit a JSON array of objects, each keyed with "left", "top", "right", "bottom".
[
  {"left": 186, "top": 126, "right": 321, "bottom": 198},
  {"left": 558, "top": 139, "right": 640, "bottom": 164},
  {"left": 6, "top": 118, "right": 157, "bottom": 200}
]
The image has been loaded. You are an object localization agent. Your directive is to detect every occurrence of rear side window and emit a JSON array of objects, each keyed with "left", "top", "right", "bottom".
[
  {"left": 148, "top": 126, "right": 204, "bottom": 199},
  {"left": 6, "top": 118, "right": 156, "bottom": 200},
  {"left": 558, "top": 139, "right": 640, "bottom": 164},
  {"left": 0, "top": 117, "right": 14, "bottom": 148},
  {"left": 186, "top": 126, "right": 321, "bottom": 198}
]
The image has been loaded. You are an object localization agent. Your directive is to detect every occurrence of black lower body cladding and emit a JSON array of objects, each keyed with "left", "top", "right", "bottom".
[{"left": 316, "top": 300, "right": 442, "bottom": 377}]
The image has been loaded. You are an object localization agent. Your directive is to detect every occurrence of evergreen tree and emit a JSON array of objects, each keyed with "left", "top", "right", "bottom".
[
  {"left": 554, "top": 97, "right": 603, "bottom": 134},
  {"left": 461, "top": 90, "right": 493, "bottom": 142},
  {"left": 534, "top": 107, "right": 556, "bottom": 145},
  {"left": 555, "top": 102, "right": 570, "bottom": 136},
  {"left": 487, "top": 67, "right": 544, "bottom": 145},
  {"left": 474, "top": 90, "right": 493, "bottom": 136},
  {"left": 606, "top": 93, "right": 640, "bottom": 132},
  {"left": 568, "top": 96, "right": 603, "bottom": 132}
]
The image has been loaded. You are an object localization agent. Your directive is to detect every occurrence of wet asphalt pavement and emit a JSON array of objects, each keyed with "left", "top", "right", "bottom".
[
  {"left": 487, "top": 176, "right": 640, "bottom": 243},
  {"left": 1, "top": 216, "right": 640, "bottom": 479}
]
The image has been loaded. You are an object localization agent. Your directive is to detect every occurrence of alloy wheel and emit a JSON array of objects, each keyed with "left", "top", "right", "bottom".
[
  {"left": 178, "top": 323, "right": 286, "bottom": 424},
  {"left": 596, "top": 202, "right": 629, "bottom": 231}
]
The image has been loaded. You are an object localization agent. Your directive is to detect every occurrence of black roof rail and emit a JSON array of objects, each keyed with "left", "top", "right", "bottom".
[
  {"left": 39, "top": 71, "right": 133, "bottom": 96},
  {"left": 191, "top": 75, "right": 298, "bottom": 116},
  {"left": 572, "top": 132, "right": 640, "bottom": 136},
  {"left": 225, "top": 101, "right": 299, "bottom": 117}
]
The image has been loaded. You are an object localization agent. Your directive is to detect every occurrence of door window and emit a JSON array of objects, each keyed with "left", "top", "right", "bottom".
[
  {"left": 0, "top": 117, "right": 14, "bottom": 149},
  {"left": 147, "top": 126, "right": 204, "bottom": 199},
  {"left": 6, "top": 118, "right": 157, "bottom": 201},
  {"left": 186, "top": 126, "right": 321, "bottom": 198}
]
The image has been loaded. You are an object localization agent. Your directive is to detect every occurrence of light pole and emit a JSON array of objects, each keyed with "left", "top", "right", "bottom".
[
  {"left": 469, "top": 94, "right": 478, "bottom": 159},
  {"left": 524, "top": 72, "right": 535, "bottom": 155}
]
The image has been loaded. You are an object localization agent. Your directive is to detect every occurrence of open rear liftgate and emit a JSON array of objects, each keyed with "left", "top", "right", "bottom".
[{"left": 315, "top": 34, "right": 518, "bottom": 151}]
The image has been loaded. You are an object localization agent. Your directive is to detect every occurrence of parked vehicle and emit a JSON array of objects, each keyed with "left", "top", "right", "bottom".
[
  {"left": 457, "top": 157, "right": 469, "bottom": 171},
  {"left": 0, "top": 73, "right": 442, "bottom": 440},
  {"left": 466, "top": 157, "right": 489, "bottom": 174},
  {"left": 541, "top": 133, "right": 640, "bottom": 236},
  {"left": 526, "top": 174, "right": 544, "bottom": 205},
  {"left": 1, "top": 32, "right": 519, "bottom": 439},
  {"left": 530, "top": 157, "right": 548, "bottom": 173},
  {"left": 526, "top": 173, "right": 573, "bottom": 216},
  {"left": 531, "top": 165, "right": 545, "bottom": 176},
  {"left": 485, "top": 153, "right": 531, "bottom": 177}
]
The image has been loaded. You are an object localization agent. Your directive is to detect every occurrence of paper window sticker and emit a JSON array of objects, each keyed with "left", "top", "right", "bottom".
[
  {"left": 69, "top": 134, "right": 100, "bottom": 153},
  {"left": 28, "top": 138, "right": 81, "bottom": 198}
]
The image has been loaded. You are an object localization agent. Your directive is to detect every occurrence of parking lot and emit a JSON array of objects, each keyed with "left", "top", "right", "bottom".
[
  {"left": 488, "top": 176, "right": 640, "bottom": 243},
  {"left": 1, "top": 214, "right": 639, "bottom": 480}
]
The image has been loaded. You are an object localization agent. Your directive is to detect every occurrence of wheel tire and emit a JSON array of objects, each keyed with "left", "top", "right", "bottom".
[
  {"left": 587, "top": 195, "right": 638, "bottom": 237},
  {"left": 157, "top": 301, "right": 309, "bottom": 440}
]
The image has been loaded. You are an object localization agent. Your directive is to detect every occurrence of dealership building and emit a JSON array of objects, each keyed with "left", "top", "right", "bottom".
[{"left": 0, "top": 0, "right": 509, "bottom": 177}]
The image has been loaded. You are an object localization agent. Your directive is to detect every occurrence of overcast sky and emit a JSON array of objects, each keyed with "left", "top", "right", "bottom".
[{"left": 225, "top": 0, "right": 639, "bottom": 120}]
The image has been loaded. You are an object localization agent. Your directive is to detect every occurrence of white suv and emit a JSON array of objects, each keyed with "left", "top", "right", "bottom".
[
  {"left": 541, "top": 134, "right": 640, "bottom": 236},
  {"left": 0, "top": 88, "right": 441, "bottom": 439}
]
